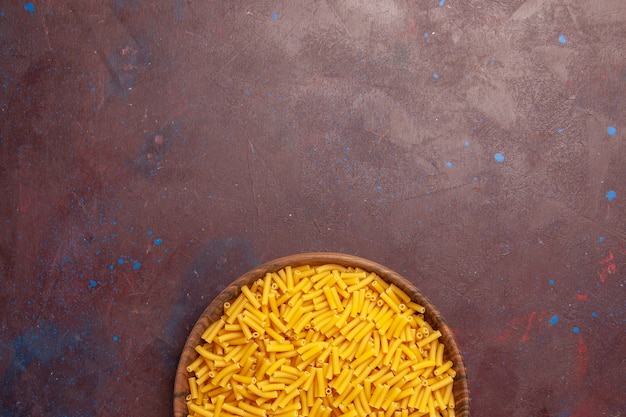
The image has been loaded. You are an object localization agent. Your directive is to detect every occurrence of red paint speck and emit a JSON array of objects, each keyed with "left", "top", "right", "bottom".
[
  {"left": 574, "top": 335, "right": 589, "bottom": 382},
  {"left": 576, "top": 294, "right": 588, "bottom": 301},
  {"left": 600, "top": 251, "right": 614, "bottom": 264},
  {"left": 495, "top": 310, "right": 548, "bottom": 343},
  {"left": 520, "top": 311, "right": 536, "bottom": 342}
]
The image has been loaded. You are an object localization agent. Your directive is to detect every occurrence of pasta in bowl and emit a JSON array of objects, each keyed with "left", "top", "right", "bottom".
[{"left": 174, "top": 253, "right": 469, "bottom": 417}]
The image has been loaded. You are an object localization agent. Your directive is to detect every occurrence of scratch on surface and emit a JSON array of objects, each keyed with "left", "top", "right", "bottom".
[
  {"left": 71, "top": 191, "right": 96, "bottom": 225},
  {"left": 39, "top": 10, "right": 52, "bottom": 50},
  {"left": 205, "top": 40, "right": 252, "bottom": 87},
  {"left": 325, "top": 0, "right": 353, "bottom": 39},
  {"left": 510, "top": 0, "right": 551, "bottom": 20},
  {"left": 565, "top": 3, "right": 582, "bottom": 31},
  {"left": 185, "top": 30, "right": 207, "bottom": 40},
  {"left": 543, "top": 195, "right": 626, "bottom": 242}
]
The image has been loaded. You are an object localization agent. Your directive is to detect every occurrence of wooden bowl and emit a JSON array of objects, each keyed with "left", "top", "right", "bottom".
[{"left": 174, "top": 252, "right": 470, "bottom": 417}]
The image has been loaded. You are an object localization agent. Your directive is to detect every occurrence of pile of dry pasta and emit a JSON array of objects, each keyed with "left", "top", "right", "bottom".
[{"left": 186, "top": 264, "right": 456, "bottom": 417}]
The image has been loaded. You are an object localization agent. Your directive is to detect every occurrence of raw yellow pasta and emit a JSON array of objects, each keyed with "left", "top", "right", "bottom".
[
  {"left": 434, "top": 360, "right": 454, "bottom": 377},
  {"left": 186, "top": 264, "right": 456, "bottom": 417}
]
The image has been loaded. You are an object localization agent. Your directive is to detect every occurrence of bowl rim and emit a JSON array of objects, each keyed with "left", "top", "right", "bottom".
[{"left": 173, "top": 252, "right": 470, "bottom": 417}]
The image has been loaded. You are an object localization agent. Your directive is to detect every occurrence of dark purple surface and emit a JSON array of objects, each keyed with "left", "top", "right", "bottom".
[{"left": 1, "top": 1, "right": 625, "bottom": 416}]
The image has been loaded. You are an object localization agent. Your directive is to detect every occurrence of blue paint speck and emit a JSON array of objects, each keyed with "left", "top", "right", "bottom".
[
  {"left": 557, "top": 128, "right": 563, "bottom": 133},
  {"left": 607, "top": 126, "right": 617, "bottom": 136},
  {"left": 147, "top": 230, "right": 153, "bottom": 235},
  {"left": 445, "top": 161, "right": 453, "bottom": 168},
  {"left": 433, "top": 73, "right": 439, "bottom": 79},
  {"left": 464, "top": 141, "right": 470, "bottom": 147},
  {"left": 117, "top": 258, "right": 124, "bottom": 264},
  {"left": 376, "top": 185, "right": 381, "bottom": 191},
  {"left": 549, "top": 279, "right": 554, "bottom": 285},
  {"left": 572, "top": 326, "right": 580, "bottom": 334},
  {"left": 271, "top": 13, "right": 279, "bottom": 20},
  {"left": 550, "top": 315, "right": 558, "bottom": 325},
  {"left": 591, "top": 312, "right": 598, "bottom": 318},
  {"left": 605, "top": 190, "right": 616, "bottom": 202},
  {"left": 558, "top": 34, "right": 567, "bottom": 44},
  {"left": 598, "top": 236, "right": 605, "bottom": 243},
  {"left": 24, "top": 3, "right": 35, "bottom": 12},
  {"left": 113, "top": 335, "right": 120, "bottom": 342},
  {"left": 154, "top": 238, "right": 163, "bottom": 245},
  {"left": 133, "top": 262, "right": 141, "bottom": 270},
  {"left": 424, "top": 32, "right": 429, "bottom": 38},
  {"left": 438, "top": 0, "right": 446, "bottom": 6},
  {"left": 494, "top": 153, "right": 505, "bottom": 163}
]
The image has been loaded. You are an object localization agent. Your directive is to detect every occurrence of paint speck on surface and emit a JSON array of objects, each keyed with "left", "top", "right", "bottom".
[
  {"left": 438, "top": 0, "right": 446, "bottom": 6},
  {"left": 88, "top": 280, "right": 99, "bottom": 288},
  {"left": 24, "top": 3, "right": 35, "bottom": 12},
  {"left": 147, "top": 230, "right": 153, "bottom": 235},
  {"left": 557, "top": 128, "right": 563, "bottom": 133},
  {"left": 605, "top": 190, "right": 616, "bottom": 202},
  {"left": 550, "top": 316, "right": 558, "bottom": 325},
  {"left": 133, "top": 262, "right": 141, "bottom": 270},
  {"left": 424, "top": 32, "right": 429, "bottom": 38},
  {"left": 607, "top": 126, "right": 617, "bottom": 136},
  {"left": 464, "top": 141, "right": 470, "bottom": 147},
  {"left": 271, "top": 13, "right": 279, "bottom": 20},
  {"left": 154, "top": 238, "right": 163, "bottom": 245},
  {"left": 572, "top": 327, "right": 580, "bottom": 334},
  {"left": 599, "top": 236, "right": 605, "bottom": 243},
  {"left": 494, "top": 152, "right": 505, "bottom": 163},
  {"left": 558, "top": 34, "right": 567, "bottom": 44},
  {"left": 433, "top": 73, "right": 439, "bottom": 79},
  {"left": 445, "top": 161, "right": 453, "bottom": 168},
  {"left": 591, "top": 312, "right": 598, "bottom": 318},
  {"left": 549, "top": 279, "right": 554, "bottom": 285},
  {"left": 113, "top": 335, "right": 120, "bottom": 342},
  {"left": 376, "top": 185, "right": 382, "bottom": 191}
]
